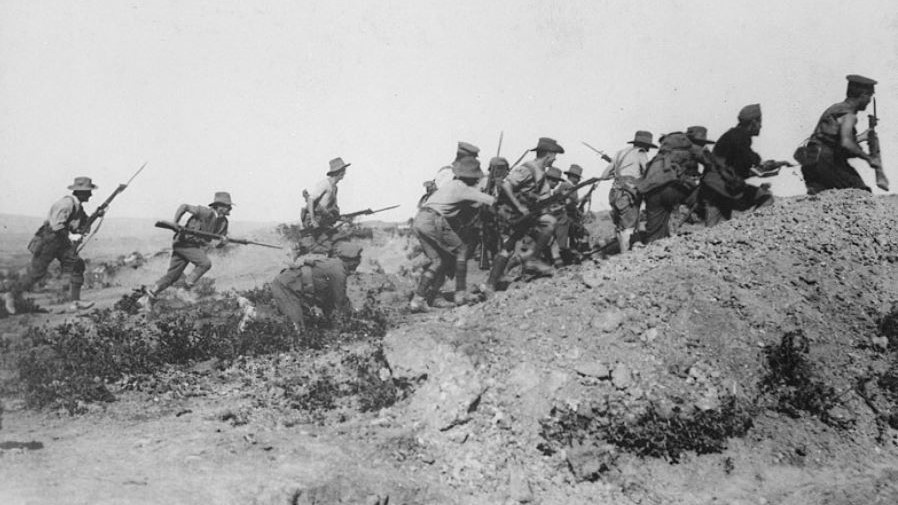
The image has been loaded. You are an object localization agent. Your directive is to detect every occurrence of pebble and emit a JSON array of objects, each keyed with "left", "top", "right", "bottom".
[
  {"left": 611, "top": 363, "right": 633, "bottom": 390},
  {"left": 574, "top": 362, "right": 610, "bottom": 379}
]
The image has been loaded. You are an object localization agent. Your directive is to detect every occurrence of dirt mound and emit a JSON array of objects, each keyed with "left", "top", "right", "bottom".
[{"left": 384, "top": 190, "right": 898, "bottom": 503}]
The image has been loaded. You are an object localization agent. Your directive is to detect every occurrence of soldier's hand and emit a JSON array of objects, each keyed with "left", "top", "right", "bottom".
[
  {"left": 870, "top": 158, "right": 883, "bottom": 170},
  {"left": 96, "top": 207, "right": 107, "bottom": 217},
  {"left": 309, "top": 218, "right": 320, "bottom": 229},
  {"left": 68, "top": 232, "right": 83, "bottom": 243}
]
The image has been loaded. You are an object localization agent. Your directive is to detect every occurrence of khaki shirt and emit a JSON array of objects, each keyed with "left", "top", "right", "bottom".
[
  {"left": 46, "top": 195, "right": 85, "bottom": 232},
  {"left": 178, "top": 205, "right": 229, "bottom": 246},
  {"left": 424, "top": 179, "right": 496, "bottom": 219},
  {"left": 608, "top": 146, "right": 649, "bottom": 180},
  {"left": 505, "top": 161, "right": 550, "bottom": 199}
]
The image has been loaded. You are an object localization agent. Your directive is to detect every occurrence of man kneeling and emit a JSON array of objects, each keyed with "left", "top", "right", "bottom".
[{"left": 270, "top": 256, "right": 351, "bottom": 337}]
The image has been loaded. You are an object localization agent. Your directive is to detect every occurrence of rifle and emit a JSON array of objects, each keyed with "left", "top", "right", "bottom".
[
  {"left": 510, "top": 148, "right": 529, "bottom": 168},
  {"left": 581, "top": 141, "right": 613, "bottom": 163},
  {"left": 578, "top": 181, "right": 600, "bottom": 214},
  {"left": 497, "top": 131, "right": 504, "bottom": 158},
  {"left": 154, "top": 220, "right": 283, "bottom": 249},
  {"left": 868, "top": 98, "right": 889, "bottom": 191},
  {"left": 501, "top": 177, "right": 599, "bottom": 252},
  {"left": 338, "top": 204, "right": 400, "bottom": 222},
  {"left": 76, "top": 162, "right": 148, "bottom": 253}
]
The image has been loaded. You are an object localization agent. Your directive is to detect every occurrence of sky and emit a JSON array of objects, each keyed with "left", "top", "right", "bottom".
[{"left": 1, "top": 0, "right": 896, "bottom": 224}]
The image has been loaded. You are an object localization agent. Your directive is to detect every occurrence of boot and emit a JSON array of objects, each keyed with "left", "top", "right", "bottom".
[
  {"left": 137, "top": 286, "right": 158, "bottom": 311},
  {"left": 3, "top": 291, "right": 16, "bottom": 315},
  {"left": 617, "top": 228, "right": 633, "bottom": 253},
  {"left": 486, "top": 253, "right": 510, "bottom": 290},
  {"left": 68, "top": 285, "right": 94, "bottom": 311},
  {"left": 409, "top": 294, "right": 429, "bottom": 313}
]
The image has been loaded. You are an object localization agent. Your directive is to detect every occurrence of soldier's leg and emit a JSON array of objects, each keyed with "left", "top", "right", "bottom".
[
  {"left": 13, "top": 234, "right": 60, "bottom": 295},
  {"left": 151, "top": 251, "right": 191, "bottom": 295},
  {"left": 5, "top": 232, "right": 60, "bottom": 313},
  {"left": 701, "top": 188, "right": 726, "bottom": 228},
  {"left": 643, "top": 188, "right": 675, "bottom": 244},
  {"left": 270, "top": 268, "right": 307, "bottom": 331},
  {"left": 56, "top": 244, "right": 87, "bottom": 302},
  {"left": 180, "top": 247, "right": 213, "bottom": 288},
  {"left": 617, "top": 197, "right": 640, "bottom": 254}
]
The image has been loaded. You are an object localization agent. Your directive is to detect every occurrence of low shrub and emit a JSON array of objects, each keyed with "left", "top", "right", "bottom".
[
  {"left": 759, "top": 330, "right": 849, "bottom": 428},
  {"left": 539, "top": 396, "right": 754, "bottom": 464}
]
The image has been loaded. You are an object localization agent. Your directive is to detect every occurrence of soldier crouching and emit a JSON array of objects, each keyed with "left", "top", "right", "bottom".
[{"left": 410, "top": 157, "right": 496, "bottom": 312}]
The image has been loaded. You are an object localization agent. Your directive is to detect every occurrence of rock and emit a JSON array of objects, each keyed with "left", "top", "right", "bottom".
[
  {"left": 507, "top": 468, "right": 534, "bottom": 503},
  {"left": 641, "top": 327, "right": 659, "bottom": 342},
  {"left": 611, "top": 363, "right": 633, "bottom": 390},
  {"left": 591, "top": 308, "right": 625, "bottom": 333},
  {"left": 581, "top": 270, "right": 603, "bottom": 289},
  {"left": 694, "top": 387, "right": 720, "bottom": 411},
  {"left": 566, "top": 442, "right": 614, "bottom": 482},
  {"left": 574, "top": 362, "right": 610, "bottom": 379}
]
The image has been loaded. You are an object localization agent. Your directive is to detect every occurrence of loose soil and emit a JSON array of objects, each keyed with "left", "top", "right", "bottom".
[{"left": 3, "top": 191, "right": 898, "bottom": 504}]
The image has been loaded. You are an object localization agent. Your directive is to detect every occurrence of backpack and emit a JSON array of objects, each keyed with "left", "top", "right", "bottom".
[{"left": 636, "top": 132, "right": 694, "bottom": 194}]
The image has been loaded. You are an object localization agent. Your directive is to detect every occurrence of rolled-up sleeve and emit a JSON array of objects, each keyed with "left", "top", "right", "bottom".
[{"left": 46, "top": 197, "right": 76, "bottom": 231}]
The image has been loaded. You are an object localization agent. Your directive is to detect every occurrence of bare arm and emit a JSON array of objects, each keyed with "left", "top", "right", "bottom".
[
  {"left": 500, "top": 180, "right": 528, "bottom": 214},
  {"left": 173, "top": 204, "right": 191, "bottom": 223},
  {"left": 840, "top": 112, "right": 880, "bottom": 168}
]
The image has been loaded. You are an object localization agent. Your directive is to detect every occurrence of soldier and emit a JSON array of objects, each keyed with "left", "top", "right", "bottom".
[
  {"left": 602, "top": 131, "right": 657, "bottom": 252},
  {"left": 433, "top": 141, "right": 480, "bottom": 190},
  {"left": 3, "top": 177, "right": 102, "bottom": 314},
  {"left": 410, "top": 157, "right": 496, "bottom": 312},
  {"left": 546, "top": 166, "right": 577, "bottom": 265},
  {"left": 477, "top": 157, "right": 510, "bottom": 269},
  {"left": 483, "top": 156, "right": 510, "bottom": 194},
  {"left": 140, "top": 192, "right": 233, "bottom": 305},
  {"left": 270, "top": 256, "right": 352, "bottom": 335},
  {"left": 640, "top": 131, "right": 712, "bottom": 243},
  {"left": 700, "top": 106, "right": 777, "bottom": 227},
  {"left": 486, "top": 137, "right": 564, "bottom": 290},
  {"left": 800, "top": 74, "right": 886, "bottom": 194},
  {"left": 560, "top": 164, "right": 591, "bottom": 260},
  {"left": 303, "top": 157, "right": 349, "bottom": 230}
]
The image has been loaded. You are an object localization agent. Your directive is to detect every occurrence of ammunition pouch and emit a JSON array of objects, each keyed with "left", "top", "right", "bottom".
[
  {"left": 794, "top": 138, "right": 822, "bottom": 166},
  {"left": 27, "top": 224, "right": 58, "bottom": 255}
]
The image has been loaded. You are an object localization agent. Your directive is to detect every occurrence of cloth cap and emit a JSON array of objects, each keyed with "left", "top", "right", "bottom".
[
  {"left": 451, "top": 157, "right": 484, "bottom": 179},
  {"left": 531, "top": 137, "right": 565, "bottom": 154},
  {"left": 209, "top": 191, "right": 234, "bottom": 207},
  {"left": 327, "top": 157, "right": 351, "bottom": 175},
  {"left": 846, "top": 74, "right": 877, "bottom": 94},
  {"left": 489, "top": 156, "right": 509, "bottom": 168},
  {"left": 685, "top": 126, "right": 716, "bottom": 145},
  {"left": 565, "top": 164, "right": 584, "bottom": 177},
  {"left": 545, "top": 166, "right": 564, "bottom": 180},
  {"left": 627, "top": 130, "right": 658, "bottom": 149},
  {"left": 68, "top": 176, "right": 98, "bottom": 191},
  {"left": 457, "top": 141, "right": 480, "bottom": 157},
  {"left": 738, "top": 103, "right": 762, "bottom": 122}
]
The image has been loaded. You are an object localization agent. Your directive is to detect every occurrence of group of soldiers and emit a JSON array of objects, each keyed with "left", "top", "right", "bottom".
[
  {"left": 407, "top": 73, "right": 886, "bottom": 311},
  {"left": 2, "top": 74, "right": 886, "bottom": 329}
]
